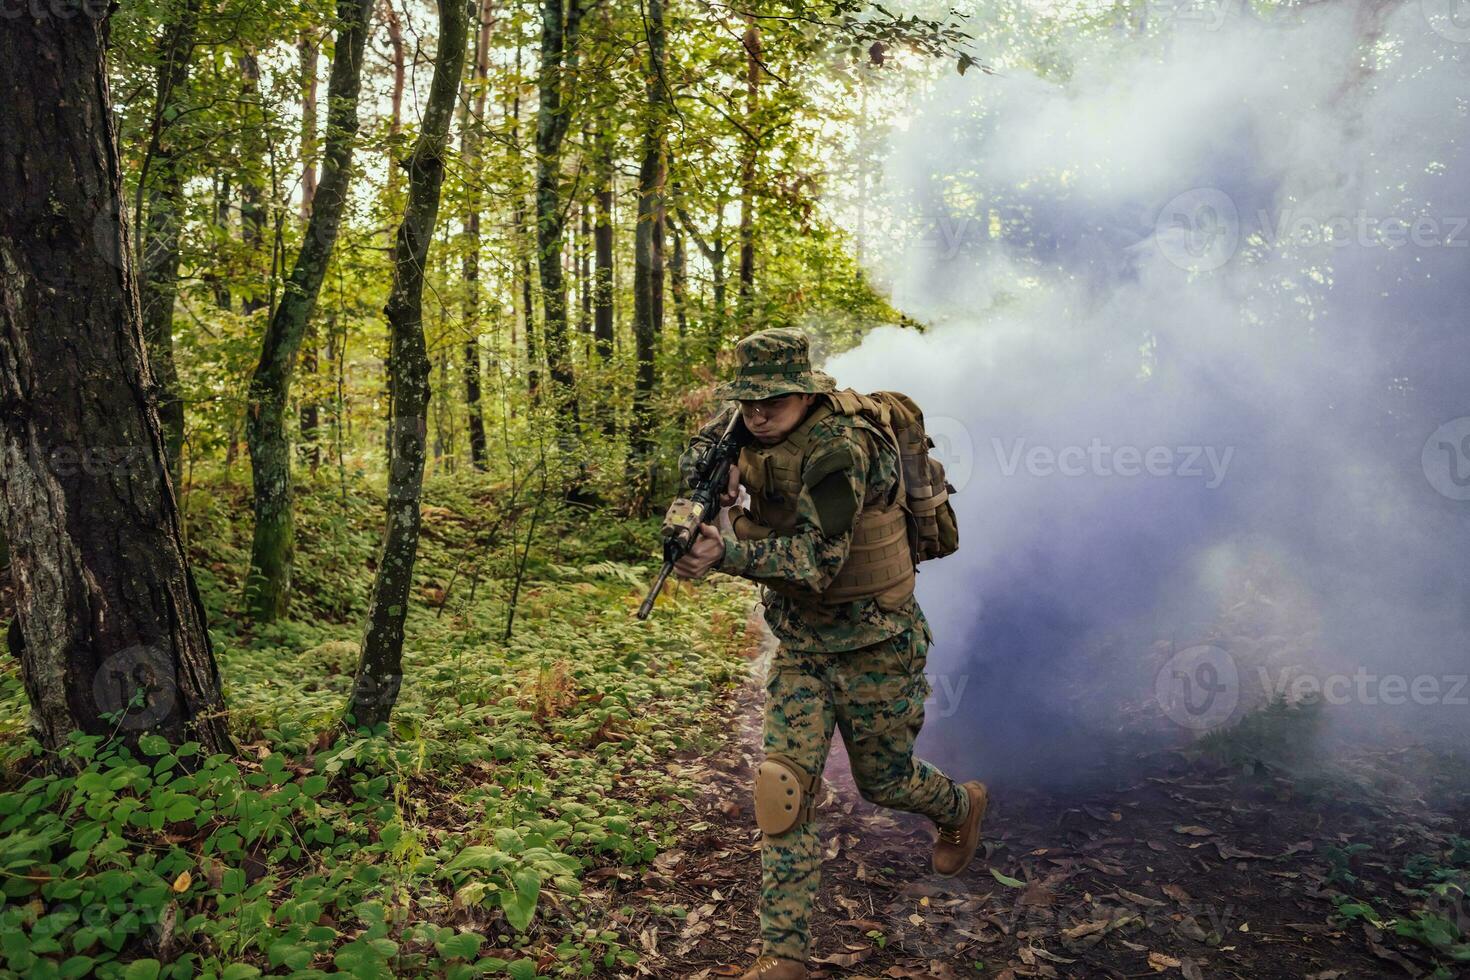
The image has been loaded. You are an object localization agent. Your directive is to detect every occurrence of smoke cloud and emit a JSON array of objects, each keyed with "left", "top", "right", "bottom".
[{"left": 820, "top": 0, "right": 1470, "bottom": 788}]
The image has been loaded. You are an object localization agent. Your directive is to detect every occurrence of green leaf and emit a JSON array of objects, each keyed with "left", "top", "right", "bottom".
[
  {"left": 501, "top": 869, "right": 541, "bottom": 932},
  {"left": 60, "top": 956, "right": 96, "bottom": 978},
  {"left": 267, "top": 941, "right": 313, "bottom": 971},
  {"left": 989, "top": 868, "right": 1025, "bottom": 888},
  {"left": 137, "top": 735, "right": 169, "bottom": 757},
  {"left": 123, "top": 960, "right": 162, "bottom": 980},
  {"left": 506, "top": 959, "right": 538, "bottom": 980},
  {"left": 221, "top": 965, "right": 262, "bottom": 979},
  {"left": 434, "top": 931, "right": 483, "bottom": 961}
]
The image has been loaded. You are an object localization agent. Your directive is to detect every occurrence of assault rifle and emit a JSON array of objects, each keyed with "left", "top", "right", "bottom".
[{"left": 636, "top": 412, "right": 752, "bottom": 620}]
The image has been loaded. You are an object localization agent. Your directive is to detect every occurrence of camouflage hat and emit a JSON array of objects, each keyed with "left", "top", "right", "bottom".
[{"left": 715, "top": 328, "right": 837, "bottom": 401}]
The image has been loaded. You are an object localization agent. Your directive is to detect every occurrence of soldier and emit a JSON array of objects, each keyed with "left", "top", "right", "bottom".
[{"left": 672, "top": 329, "right": 987, "bottom": 980}]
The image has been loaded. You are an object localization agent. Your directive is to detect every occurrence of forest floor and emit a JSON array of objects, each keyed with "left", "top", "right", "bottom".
[
  {"left": 620, "top": 617, "right": 1470, "bottom": 980},
  {"left": 0, "top": 472, "right": 1466, "bottom": 979}
]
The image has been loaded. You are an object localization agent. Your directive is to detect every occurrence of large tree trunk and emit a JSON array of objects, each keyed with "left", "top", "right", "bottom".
[
  {"left": 628, "top": 0, "right": 666, "bottom": 476},
  {"left": 460, "top": 0, "right": 493, "bottom": 471},
  {"left": 0, "top": 7, "right": 231, "bottom": 757},
  {"left": 347, "top": 0, "right": 468, "bottom": 730},
  {"left": 534, "top": 0, "right": 584, "bottom": 428},
  {"left": 245, "top": 0, "right": 375, "bottom": 622},
  {"left": 137, "top": 0, "right": 202, "bottom": 491}
]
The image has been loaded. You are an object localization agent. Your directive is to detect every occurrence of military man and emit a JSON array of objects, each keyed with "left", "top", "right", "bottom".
[{"left": 673, "top": 329, "right": 987, "bottom": 980}]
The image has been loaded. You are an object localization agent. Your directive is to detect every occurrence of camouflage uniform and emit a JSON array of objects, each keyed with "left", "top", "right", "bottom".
[{"left": 683, "top": 330, "right": 971, "bottom": 962}]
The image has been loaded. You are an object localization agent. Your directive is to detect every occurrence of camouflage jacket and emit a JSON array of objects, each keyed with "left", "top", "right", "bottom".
[{"left": 680, "top": 403, "right": 927, "bottom": 652}]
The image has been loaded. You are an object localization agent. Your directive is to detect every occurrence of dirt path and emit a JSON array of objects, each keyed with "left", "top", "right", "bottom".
[{"left": 617, "top": 617, "right": 1465, "bottom": 979}]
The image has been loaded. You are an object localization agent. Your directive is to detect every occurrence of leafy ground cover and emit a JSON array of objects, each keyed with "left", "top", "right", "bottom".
[{"left": 0, "top": 470, "right": 758, "bottom": 979}]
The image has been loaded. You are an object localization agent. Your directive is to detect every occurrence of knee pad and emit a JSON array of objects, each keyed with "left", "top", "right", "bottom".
[{"left": 754, "top": 754, "right": 818, "bottom": 836}]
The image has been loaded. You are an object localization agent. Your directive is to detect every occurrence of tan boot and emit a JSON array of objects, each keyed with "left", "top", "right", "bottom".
[
  {"left": 933, "top": 780, "right": 988, "bottom": 877},
  {"left": 739, "top": 956, "right": 808, "bottom": 980}
]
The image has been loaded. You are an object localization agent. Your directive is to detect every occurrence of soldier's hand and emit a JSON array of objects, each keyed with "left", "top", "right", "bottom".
[
  {"left": 673, "top": 523, "right": 725, "bottom": 580},
  {"left": 720, "top": 464, "right": 741, "bottom": 508}
]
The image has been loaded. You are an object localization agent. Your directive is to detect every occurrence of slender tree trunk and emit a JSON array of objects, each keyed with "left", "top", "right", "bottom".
[
  {"left": 137, "top": 0, "right": 202, "bottom": 490},
  {"left": 593, "top": 118, "right": 615, "bottom": 436},
  {"left": 299, "top": 36, "right": 320, "bottom": 223},
  {"left": 460, "top": 0, "right": 492, "bottom": 470},
  {"left": 670, "top": 223, "right": 688, "bottom": 380},
  {"left": 579, "top": 201, "right": 592, "bottom": 340},
  {"left": 299, "top": 36, "right": 322, "bottom": 471},
  {"left": 535, "top": 0, "right": 584, "bottom": 427},
  {"left": 245, "top": 0, "right": 375, "bottom": 622},
  {"left": 348, "top": 0, "right": 468, "bottom": 730},
  {"left": 0, "top": 7, "right": 231, "bottom": 757},
  {"left": 382, "top": 0, "right": 406, "bottom": 199},
  {"left": 239, "top": 50, "right": 268, "bottom": 317},
  {"left": 510, "top": 39, "right": 540, "bottom": 401},
  {"left": 673, "top": 193, "right": 726, "bottom": 369},
  {"left": 210, "top": 171, "right": 232, "bottom": 310},
  {"left": 628, "top": 0, "right": 666, "bottom": 473},
  {"left": 737, "top": 17, "right": 761, "bottom": 330}
]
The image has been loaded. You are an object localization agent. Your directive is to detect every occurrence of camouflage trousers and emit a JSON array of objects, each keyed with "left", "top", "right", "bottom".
[{"left": 759, "top": 626, "right": 969, "bottom": 961}]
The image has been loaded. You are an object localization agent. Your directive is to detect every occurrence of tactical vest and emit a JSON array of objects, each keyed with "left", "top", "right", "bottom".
[{"left": 733, "top": 392, "right": 915, "bottom": 610}]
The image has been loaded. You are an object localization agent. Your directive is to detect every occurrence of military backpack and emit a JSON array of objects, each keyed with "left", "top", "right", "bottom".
[{"left": 824, "top": 389, "right": 960, "bottom": 564}]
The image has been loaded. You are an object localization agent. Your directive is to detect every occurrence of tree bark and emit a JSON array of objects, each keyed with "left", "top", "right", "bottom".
[
  {"left": 239, "top": 50, "right": 268, "bottom": 317},
  {"left": 460, "top": 0, "right": 493, "bottom": 471},
  {"left": 510, "top": 38, "right": 540, "bottom": 401},
  {"left": 578, "top": 201, "right": 592, "bottom": 340},
  {"left": 673, "top": 192, "right": 726, "bottom": 369},
  {"left": 670, "top": 223, "right": 688, "bottom": 379},
  {"left": 534, "top": 0, "right": 583, "bottom": 426},
  {"left": 0, "top": 6, "right": 231, "bottom": 757},
  {"left": 592, "top": 115, "right": 615, "bottom": 436},
  {"left": 137, "top": 0, "right": 202, "bottom": 491},
  {"left": 244, "top": 0, "right": 375, "bottom": 622},
  {"left": 382, "top": 0, "right": 406, "bottom": 200},
  {"left": 628, "top": 0, "right": 666, "bottom": 472},
  {"left": 736, "top": 17, "right": 761, "bottom": 330},
  {"left": 299, "top": 36, "right": 322, "bottom": 471},
  {"left": 347, "top": 0, "right": 468, "bottom": 730}
]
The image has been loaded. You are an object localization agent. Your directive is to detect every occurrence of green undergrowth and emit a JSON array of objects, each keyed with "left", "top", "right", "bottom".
[{"left": 0, "top": 470, "right": 757, "bottom": 979}]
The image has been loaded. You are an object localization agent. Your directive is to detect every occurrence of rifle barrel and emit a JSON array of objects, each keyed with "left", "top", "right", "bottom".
[{"left": 636, "top": 561, "right": 675, "bottom": 620}]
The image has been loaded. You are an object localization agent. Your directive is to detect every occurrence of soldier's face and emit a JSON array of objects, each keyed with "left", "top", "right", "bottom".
[{"left": 739, "top": 393, "right": 815, "bottom": 444}]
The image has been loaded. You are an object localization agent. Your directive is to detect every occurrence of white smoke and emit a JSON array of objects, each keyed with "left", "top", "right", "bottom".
[{"left": 821, "top": 0, "right": 1470, "bottom": 784}]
